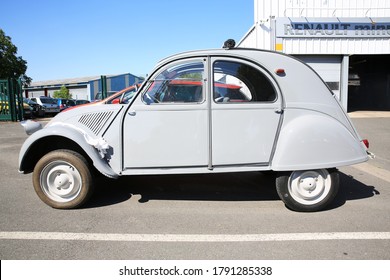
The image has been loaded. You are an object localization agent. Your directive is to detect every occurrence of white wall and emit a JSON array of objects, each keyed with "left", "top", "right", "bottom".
[
  {"left": 69, "top": 88, "right": 89, "bottom": 100},
  {"left": 239, "top": 0, "right": 390, "bottom": 54},
  {"left": 255, "top": 0, "right": 390, "bottom": 18},
  {"left": 25, "top": 87, "right": 89, "bottom": 100}
]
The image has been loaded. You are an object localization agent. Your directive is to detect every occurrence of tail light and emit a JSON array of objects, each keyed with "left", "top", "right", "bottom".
[{"left": 362, "top": 139, "right": 369, "bottom": 149}]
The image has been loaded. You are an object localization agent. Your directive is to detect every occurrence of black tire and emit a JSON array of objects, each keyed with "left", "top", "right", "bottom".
[
  {"left": 275, "top": 168, "right": 339, "bottom": 212},
  {"left": 32, "top": 149, "right": 94, "bottom": 209}
]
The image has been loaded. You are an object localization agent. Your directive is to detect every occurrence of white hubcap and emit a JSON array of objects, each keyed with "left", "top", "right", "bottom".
[
  {"left": 288, "top": 169, "right": 331, "bottom": 205},
  {"left": 40, "top": 160, "right": 82, "bottom": 202}
]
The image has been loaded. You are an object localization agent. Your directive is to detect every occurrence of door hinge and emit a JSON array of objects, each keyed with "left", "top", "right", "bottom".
[{"left": 275, "top": 109, "right": 284, "bottom": 114}]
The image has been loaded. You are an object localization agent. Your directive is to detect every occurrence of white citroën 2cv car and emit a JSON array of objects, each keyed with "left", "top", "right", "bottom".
[{"left": 19, "top": 42, "right": 371, "bottom": 212}]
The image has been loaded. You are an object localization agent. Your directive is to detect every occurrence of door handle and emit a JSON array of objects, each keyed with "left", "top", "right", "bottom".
[{"left": 128, "top": 110, "right": 136, "bottom": 116}]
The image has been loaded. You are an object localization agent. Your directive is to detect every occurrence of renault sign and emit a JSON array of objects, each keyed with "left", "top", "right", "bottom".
[{"left": 276, "top": 17, "right": 390, "bottom": 38}]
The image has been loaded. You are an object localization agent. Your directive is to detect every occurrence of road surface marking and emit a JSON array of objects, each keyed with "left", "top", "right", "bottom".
[
  {"left": 348, "top": 111, "right": 390, "bottom": 118},
  {"left": 351, "top": 162, "right": 390, "bottom": 183},
  {"left": 1, "top": 231, "right": 390, "bottom": 242}
]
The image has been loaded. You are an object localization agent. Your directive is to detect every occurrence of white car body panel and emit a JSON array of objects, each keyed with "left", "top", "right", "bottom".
[
  {"left": 123, "top": 101, "right": 209, "bottom": 169},
  {"left": 211, "top": 107, "right": 280, "bottom": 166},
  {"left": 271, "top": 109, "right": 368, "bottom": 171},
  {"left": 19, "top": 48, "right": 369, "bottom": 178}
]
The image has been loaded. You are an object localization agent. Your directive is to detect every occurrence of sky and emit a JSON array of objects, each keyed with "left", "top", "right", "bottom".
[{"left": 1, "top": 0, "right": 254, "bottom": 82}]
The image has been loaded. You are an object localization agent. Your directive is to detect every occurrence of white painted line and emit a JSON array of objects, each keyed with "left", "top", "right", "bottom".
[
  {"left": 1, "top": 231, "right": 390, "bottom": 242},
  {"left": 348, "top": 111, "right": 390, "bottom": 118},
  {"left": 351, "top": 162, "right": 390, "bottom": 183}
]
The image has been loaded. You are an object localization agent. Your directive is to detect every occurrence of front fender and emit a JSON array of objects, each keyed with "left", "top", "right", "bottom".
[
  {"left": 271, "top": 110, "right": 369, "bottom": 171},
  {"left": 19, "top": 124, "right": 119, "bottom": 179}
]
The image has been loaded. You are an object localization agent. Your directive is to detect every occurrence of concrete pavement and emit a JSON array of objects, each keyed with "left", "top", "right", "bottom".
[{"left": 0, "top": 113, "right": 389, "bottom": 260}]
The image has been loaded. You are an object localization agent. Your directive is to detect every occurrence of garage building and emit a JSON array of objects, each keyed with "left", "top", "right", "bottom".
[
  {"left": 24, "top": 73, "right": 143, "bottom": 101},
  {"left": 238, "top": 0, "right": 390, "bottom": 111}
]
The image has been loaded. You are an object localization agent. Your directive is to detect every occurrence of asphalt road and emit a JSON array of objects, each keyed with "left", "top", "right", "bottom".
[{"left": 0, "top": 115, "right": 389, "bottom": 260}]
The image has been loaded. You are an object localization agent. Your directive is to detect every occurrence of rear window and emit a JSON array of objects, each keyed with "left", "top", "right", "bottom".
[
  {"left": 40, "top": 97, "right": 57, "bottom": 104},
  {"left": 213, "top": 61, "right": 277, "bottom": 103},
  {"left": 66, "top": 100, "right": 76, "bottom": 106}
]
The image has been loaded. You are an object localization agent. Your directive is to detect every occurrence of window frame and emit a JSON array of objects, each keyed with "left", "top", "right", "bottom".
[
  {"left": 212, "top": 59, "right": 278, "bottom": 105},
  {"left": 141, "top": 59, "right": 206, "bottom": 105}
]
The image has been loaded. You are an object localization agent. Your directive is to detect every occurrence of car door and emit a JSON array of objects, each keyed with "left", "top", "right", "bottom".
[
  {"left": 210, "top": 58, "right": 282, "bottom": 167},
  {"left": 123, "top": 58, "right": 209, "bottom": 169}
]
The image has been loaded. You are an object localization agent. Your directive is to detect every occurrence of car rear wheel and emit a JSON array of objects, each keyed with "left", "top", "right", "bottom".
[
  {"left": 276, "top": 168, "right": 339, "bottom": 212},
  {"left": 32, "top": 149, "right": 94, "bottom": 209}
]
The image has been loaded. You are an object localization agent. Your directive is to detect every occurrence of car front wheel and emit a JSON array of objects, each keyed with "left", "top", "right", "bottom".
[
  {"left": 32, "top": 149, "right": 94, "bottom": 209},
  {"left": 276, "top": 168, "right": 339, "bottom": 212}
]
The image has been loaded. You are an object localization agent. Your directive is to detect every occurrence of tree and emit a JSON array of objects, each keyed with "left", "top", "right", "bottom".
[
  {"left": 53, "top": 85, "right": 72, "bottom": 99},
  {"left": 0, "top": 29, "right": 32, "bottom": 86}
]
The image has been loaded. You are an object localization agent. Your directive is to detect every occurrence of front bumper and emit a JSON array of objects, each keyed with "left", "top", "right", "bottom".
[{"left": 20, "top": 120, "right": 42, "bottom": 135}]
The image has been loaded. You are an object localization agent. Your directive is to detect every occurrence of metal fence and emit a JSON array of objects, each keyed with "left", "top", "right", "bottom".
[{"left": 0, "top": 78, "right": 23, "bottom": 121}]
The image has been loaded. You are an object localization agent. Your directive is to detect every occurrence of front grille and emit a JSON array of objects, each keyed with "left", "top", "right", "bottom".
[{"left": 78, "top": 111, "right": 114, "bottom": 135}]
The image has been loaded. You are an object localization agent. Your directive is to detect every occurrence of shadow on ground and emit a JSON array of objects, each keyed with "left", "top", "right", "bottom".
[{"left": 84, "top": 171, "right": 380, "bottom": 211}]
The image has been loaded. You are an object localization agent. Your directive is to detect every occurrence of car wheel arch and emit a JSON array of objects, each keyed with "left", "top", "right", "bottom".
[
  {"left": 270, "top": 110, "right": 368, "bottom": 171},
  {"left": 19, "top": 127, "right": 118, "bottom": 179}
]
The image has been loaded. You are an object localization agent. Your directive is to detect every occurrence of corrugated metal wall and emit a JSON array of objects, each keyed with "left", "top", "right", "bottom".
[
  {"left": 239, "top": 0, "right": 390, "bottom": 54},
  {"left": 257, "top": 0, "right": 390, "bottom": 18},
  {"left": 89, "top": 74, "right": 143, "bottom": 100}
]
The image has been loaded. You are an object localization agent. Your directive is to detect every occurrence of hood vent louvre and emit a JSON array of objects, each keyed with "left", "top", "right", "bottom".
[{"left": 78, "top": 111, "right": 114, "bottom": 135}]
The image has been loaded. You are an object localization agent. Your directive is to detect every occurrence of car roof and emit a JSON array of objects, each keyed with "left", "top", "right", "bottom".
[{"left": 149, "top": 48, "right": 342, "bottom": 115}]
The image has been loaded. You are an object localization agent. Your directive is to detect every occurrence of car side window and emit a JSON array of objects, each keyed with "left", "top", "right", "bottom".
[
  {"left": 143, "top": 61, "right": 204, "bottom": 104},
  {"left": 213, "top": 61, "right": 276, "bottom": 103}
]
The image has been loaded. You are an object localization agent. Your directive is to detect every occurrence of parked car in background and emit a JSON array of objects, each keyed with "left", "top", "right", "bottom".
[
  {"left": 108, "top": 85, "right": 139, "bottom": 104},
  {"left": 21, "top": 101, "right": 32, "bottom": 119},
  {"left": 19, "top": 45, "right": 372, "bottom": 212},
  {"left": 94, "top": 91, "right": 116, "bottom": 101},
  {"left": 30, "top": 97, "right": 60, "bottom": 116},
  {"left": 24, "top": 98, "right": 45, "bottom": 117},
  {"left": 63, "top": 85, "right": 140, "bottom": 112},
  {"left": 56, "top": 98, "right": 76, "bottom": 111},
  {"left": 91, "top": 85, "right": 139, "bottom": 105},
  {"left": 75, "top": 99, "right": 90, "bottom": 105}
]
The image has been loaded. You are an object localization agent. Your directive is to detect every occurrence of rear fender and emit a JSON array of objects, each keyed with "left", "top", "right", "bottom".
[{"left": 271, "top": 110, "right": 368, "bottom": 171}]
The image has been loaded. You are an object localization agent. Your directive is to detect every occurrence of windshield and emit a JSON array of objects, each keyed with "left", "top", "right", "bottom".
[
  {"left": 66, "top": 99, "right": 76, "bottom": 106},
  {"left": 104, "top": 86, "right": 138, "bottom": 104},
  {"left": 40, "top": 97, "right": 57, "bottom": 104},
  {"left": 24, "top": 98, "right": 37, "bottom": 105},
  {"left": 120, "top": 88, "right": 137, "bottom": 104},
  {"left": 94, "top": 91, "right": 116, "bottom": 101}
]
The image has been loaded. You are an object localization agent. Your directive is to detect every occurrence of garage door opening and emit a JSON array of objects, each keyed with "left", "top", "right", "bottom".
[{"left": 348, "top": 55, "right": 390, "bottom": 112}]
